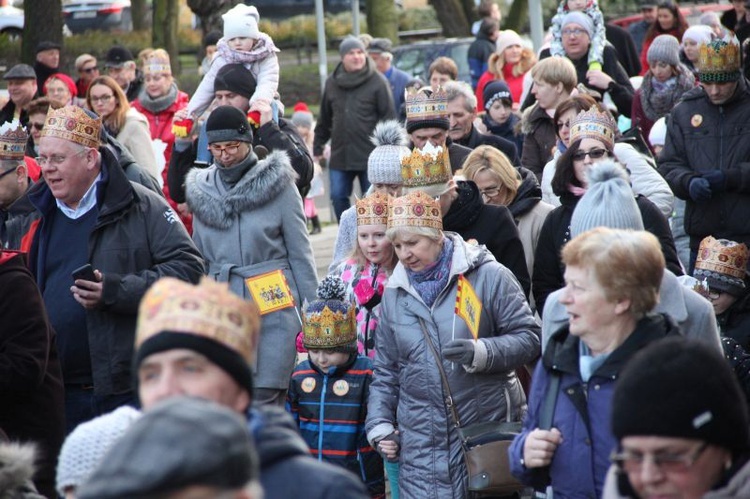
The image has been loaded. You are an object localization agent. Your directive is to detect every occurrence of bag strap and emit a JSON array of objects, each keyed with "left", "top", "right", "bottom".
[
  {"left": 530, "top": 370, "right": 562, "bottom": 498},
  {"left": 418, "top": 317, "right": 462, "bottom": 429}
]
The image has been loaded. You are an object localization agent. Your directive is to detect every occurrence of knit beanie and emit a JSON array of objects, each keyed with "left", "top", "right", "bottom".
[
  {"left": 214, "top": 63, "right": 257, "bottom": 99},
  {"left": 56, "top": 406, "right": 141, "bottom": 496},
  {"left": 368, "top": 120, "right": 409, "bottom": 185},
  {"left": 699, "top": 11, "right": 721, "bottom": 29},
  {"left": 44, "top": 73, "right": 78, "bottom": 98},
  {"left": 483, "top": 80, "right": 512, "bottom": 112},
  {"left": 693, "top": 236, "right": 750, "bottom": 297},
  {"left": 303, "top": 276, "right": 357, "bottom": 353},
  {"left": 648, "top": 117, "right": 667, "bottom": 147},
  {"left": 339, "top": 35, "right": 366, "bottom": 56},
  {"left": 570, "top": 161, "right": 643, "bottom": 238},
  {"left": 612, "top": 337, "right": 750, "bottom": 454},
  {"left": 561, "top": 11, "right": 594, "bottom": 39},
  {"left": 134, "top": 277, "right": 261, "bottom": 396},
  {"left": 291, "top": 102, "right": 314, "bottom": 129},
  {"left": 647, "top": 34, "right": 681, "bottom": 67},
  {"left": 205, "top": 105, "right": 253, "bottom": 144},
  {"left": 495, "top": 29, "right": 523, "bottom": 55},
  {"left": 222, "top": 4, "right": 260, "bottom": 40},
  {"left": 682, "top": 25, "right": 713, "bottom": 46}
]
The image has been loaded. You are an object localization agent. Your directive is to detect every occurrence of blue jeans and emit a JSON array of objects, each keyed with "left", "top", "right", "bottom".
[
  {"left": 65, "top": 385, "right": 137, "bottom": 434},
  {"left": 329, "top": 169, "right": 370, "bottom": 222}
]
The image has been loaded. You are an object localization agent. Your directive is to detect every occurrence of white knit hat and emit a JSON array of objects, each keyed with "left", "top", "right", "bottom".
[
  {"left": 496, "top": 30, "right": 523, "bottom": 55},
  {"left": 56, "top": 406, "right": 141, "bottom": 496},
  {"left": 368, "top": 120, "right": 409, "bottom": 185},
  {"left": 649, "top": 117, "right": 667, "bottom": 148},
  {"left": 222, "top": 4, "right": 260, "bottom": 40}
]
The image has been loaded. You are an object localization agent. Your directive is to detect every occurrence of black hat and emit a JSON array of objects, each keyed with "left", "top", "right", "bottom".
[
  {"left": 76, "top": 397, "right": 259, "bottom": 499},
  {"left": 3, "top": 64, "right": 36, "bottom": 81},
  {"left": 612, "top": 337, "right": 750, "bottom": 454},
  {"left": 205, "top": 105, "right": 253, "bottom": 144},
  {"left": 204, "top": 30, "right": 222, "bottom": 48},
  {"left": 214, "top": 64, "right": 258, "bottom": 99},
  {"left": 36, "top": 41, "right": 61, "bottom": 54},
  {"left": 104, "top": 45, "right": 134, "bottom": 68}
]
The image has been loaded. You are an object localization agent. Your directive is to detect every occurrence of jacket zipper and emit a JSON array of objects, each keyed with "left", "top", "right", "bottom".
[{"left": 318, "top": 374, "right": 328, "bottom": 461}]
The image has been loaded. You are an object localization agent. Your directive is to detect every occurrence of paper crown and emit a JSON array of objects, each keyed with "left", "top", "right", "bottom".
[
  {"left": 144, "top": 61, "right": 171, "bottom": 75},
  {"left": 401, "top": 142, "right": 452, "bottom": 189},
  {"left": 356, "top": 191, "right": 390, "bottom": 226},
  {"left": 303, "top": 276, "right": 357, "bottom": 350},
  {"left": 387, "top": 190, "right": 443, "bottom": 230},
  {"left": 42, "top": 105, "right": 101, "bottom": 149},
  {"left": 694, "top": 236, "right": 749, "bottom": 295},
  {"left": 698, "top": 35, "right": 741, "bottom": 83},
  {"left": 0, "top": 120, "right": 27, "bottom": 160},
  {"left": 136, "top": 277, "right": 261, "bottom": 364},
  {"left": 405, "top": 86, "right": 448, "bottom": 123},
  {"left": 569, "top": 107, "right": 617, "bottom": 150}
]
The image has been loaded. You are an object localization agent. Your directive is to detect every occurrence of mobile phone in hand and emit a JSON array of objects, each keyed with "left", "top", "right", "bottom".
[{"left": 71, "top": 263, "right": 96, "bottom": 282}]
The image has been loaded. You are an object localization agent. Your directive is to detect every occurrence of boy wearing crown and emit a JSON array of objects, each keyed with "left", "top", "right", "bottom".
[
  {"left": 287, "top": 276, "right": 385, "bottom": 498},
  {"left": 659, "top": 34, "right": 750, "bottom": 269}
]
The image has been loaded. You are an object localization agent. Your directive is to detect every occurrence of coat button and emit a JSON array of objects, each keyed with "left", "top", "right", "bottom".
[
  {"left": 567, "top": 388, "right": 574, "bottom": 395},
  {"left": 594, "top": 384, "right": 600, "bottom": 390}
]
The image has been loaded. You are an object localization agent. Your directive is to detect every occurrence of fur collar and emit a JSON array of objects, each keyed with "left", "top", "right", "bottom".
[
  {"left": 186, "top": 150, "right": 296, "bottom": 229},
  {"left": 0, "top": 443, "right": 38, "bottom": 496}
]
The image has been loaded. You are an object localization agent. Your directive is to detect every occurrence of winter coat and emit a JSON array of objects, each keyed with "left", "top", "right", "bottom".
[
  {"left": 631, "top": 66, "right": 695, "bottom": 145},
  {"left": 443, "top": 180, "right": 531, "bottom": 298},
  {"left": 541, "top": 269, "right": 721, "bottom": 354},
  {"left": 532, "top": 192, "right": 682, "bottom": 315},
  {"left": 658, "top": 77, "right": 750, "bottom": 252},
  {"left": 0, "top": 443, "right": 46, "bottom": 499},
  {"left": 247, "top": 405, "right": 370, "bottom": 498},
  {"left": 509, "top": 314, "right": 680, "bottom": 498},
  {"left": 313, "top": 58, "right": 396, "bottom": 171},
  {"left": 124, "top": 71, "right": 144, "bottom": 103},
  {"left": 628, "top": 20, "right": 650, "bottom": 54},
  {"left": 468, "top": 32, "right": 496, "bottom": 89},
  {"left": 482, "top": 112, "right": 524, "bottom": 157},
  {"left": 722, "top": 337, "right": 750, "bottom": 414},
  {"left": 453, "top": 124, "right": 519, "bottom": 166},
  {"left": 0, "top": 251, "right": 64, "bottom": 499},
  {"left": 0, "top": 99, "right": 28, "bottom": 128},
  {"left": 385, "top": 65, "right": 412, "bottom": 116},
  {"left": 287, "top": 355, "right": 384, "bottom": 495},
  {"left": 114, "top": 108, "right": 160, "bottom": 182},
  {"left": 26, "top": 150, "right": 205, "bottom": 397},
  {"left": 366, "top": 232, "right": 541, "bottom": 498},
  {"left": 717, "top": 291, "right": 750, "bottom": 350},
  {"left": 521, "top": 103, "right": 558, "bottom": 181},
  {"left": 605, "top": 24, "right": 642, "bottom": 77},
  {"left": 186, "top": 150, "right": 318, "bottom": 389}
]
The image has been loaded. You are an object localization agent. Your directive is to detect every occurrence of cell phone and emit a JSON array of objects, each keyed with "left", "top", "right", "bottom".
[{"left": 71, "top": 263, "right": 96, "bottom": 282}]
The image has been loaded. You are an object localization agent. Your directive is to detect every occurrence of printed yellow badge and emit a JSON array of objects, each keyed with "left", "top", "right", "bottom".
[
  {"left": 454, "top": 274, "right": 482, "bottom": 340},
  {"left": 333, "top": 379, "right": 350, "bottom": 396},
  {"left": 245, "top": 270, "right": 295, "bottom": 315},
  {"left": 301, "top": 377, "right": 316, "bottom": 393}
]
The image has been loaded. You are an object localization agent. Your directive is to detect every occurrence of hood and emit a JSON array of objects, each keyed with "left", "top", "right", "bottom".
[
  {"left": 186, "top": 150, "right": 297, "bottom": 230},
  {"left": 332, "top": 57, "right": 377, "bottom": 90},
  {"left": 509, "top": 166, "right": 543, "bottom": 218},
  {"left": 247, "top": 405, "right": 310, "bottom": 469},
  {"left": 0, "top": 442, "right": 42, "bottom": 497},
  {"left": 443, "top": 180, "right": 482, "bottom": 230}
]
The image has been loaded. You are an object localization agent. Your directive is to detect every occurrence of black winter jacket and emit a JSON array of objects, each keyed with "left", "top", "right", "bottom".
[{"left": 454, "top": 124, "right": 520, "bottom": 165}]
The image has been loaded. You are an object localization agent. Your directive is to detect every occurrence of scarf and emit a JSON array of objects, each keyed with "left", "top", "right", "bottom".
[
  {"left": 406, "top": 236, "right": 453, "bottom": 308},
  {"left": 217, "top": 33, "right": 279, "bottom": 65},
  {"left": 568, "top": 184, "right": 586, "bottom": 197},
  {"left": 136, "top": 83, "right": 178, "bottom": 114},
  {"left": 216, "top": 149, "right": 258, "bottom": 187},
  {"left": 639, "top": 65, "right": 695, "bottom": 122}
]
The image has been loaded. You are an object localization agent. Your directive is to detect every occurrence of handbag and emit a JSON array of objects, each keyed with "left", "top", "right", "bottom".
[{"left": 418, "top": 319, "right": 524, "bottom": 496}]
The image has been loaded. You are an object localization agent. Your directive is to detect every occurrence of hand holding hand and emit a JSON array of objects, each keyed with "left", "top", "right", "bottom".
[
  {"left": 522, "top": 428, "right": 563, "bottom": 468},
  {"left": 688, "top": 177, "right": 712, "bottom": 202},
  {"left": 702, "top": 170, "right": 726, "bottom": 192},
  {"left": 442, "top": 339, "right": 476, "bottom": 365}
]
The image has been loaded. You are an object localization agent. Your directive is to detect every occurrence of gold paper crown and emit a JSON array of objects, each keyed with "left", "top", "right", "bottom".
[
  {"left": 401, "top": 142, "right": 452, "bottom": 188},
  {"left": 569, "top": 108, "right": 617, "bottom": 150},
  {"left": 42, "top": 105, "right": 101, "bottom": 149},
  {"left": 356, "top": 191, "right": 390, "bottom": 226},
  {"left": 695, "top": 236, "right": 749, "bottom": 280},
  {"left": 144, "top": 62, "right": 172, "bottom": 75},
  {"left": 303, "top": 304, "right": 356, "bottom": 349},
  {"left": 388, "top": 190, "right": 443, "bottom": 230},
  {"left": 698, "top": 35, "right": 741, "bottom": 82},
  {"left": 0, "top": 120, "right": 27, "bottom": 160},
  {"left": 136, "top": 277, "right": 261, "bottom": 363},
  {"left": 405, "top": 86, "right": 448, "bottom": 122}
]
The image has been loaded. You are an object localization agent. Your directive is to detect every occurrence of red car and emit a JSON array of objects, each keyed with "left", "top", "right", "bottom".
[{"left": 610, "top": 3, "right": 732, "bottom": 29}]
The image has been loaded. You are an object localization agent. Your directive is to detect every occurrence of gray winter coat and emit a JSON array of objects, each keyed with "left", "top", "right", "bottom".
[
  {"left": 366, "top": 232, "right": 541, "bottom": 498},
  {"left": 186, "top": 150, "right": 318, "bottom": 390}
]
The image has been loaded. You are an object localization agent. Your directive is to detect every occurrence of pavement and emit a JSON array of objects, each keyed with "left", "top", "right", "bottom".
[{"left": 309, "top": 217, "right": 339, "bottom": 278}]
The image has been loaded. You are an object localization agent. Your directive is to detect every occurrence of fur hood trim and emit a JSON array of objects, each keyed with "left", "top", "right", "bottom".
[
  {"left": 0, "top": 443, "right": 37, "bottom": 495},
  {"left": 520, "top": 103, "right": 545, "bottom": 134},
  {"left": 186, "top": 149, "right": 297, "bottom": 229}
]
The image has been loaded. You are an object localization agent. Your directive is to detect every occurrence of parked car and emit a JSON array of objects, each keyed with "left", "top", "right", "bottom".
[
  {"left": 0, "top": 4, "right": 22, "bottom": 39},
  {"left": 251, "top": 0, "right": 365, "bottom": 19},
  {"left": 392, "top": 37, "right": 473, "bottom": 85},
  {"left": 63, "top": 0, "right": 132, "bottom": 33},
  {"left": 609, "top": 3, "right": 731, "bottom": 29}
]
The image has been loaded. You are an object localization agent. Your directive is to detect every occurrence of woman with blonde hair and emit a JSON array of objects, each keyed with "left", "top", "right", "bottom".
[
  {"left": 475, "top": 29, "right": 537, "bottom": 110},
  {"left": 87, "top": 75, "right": 159, "bottom": 181}
]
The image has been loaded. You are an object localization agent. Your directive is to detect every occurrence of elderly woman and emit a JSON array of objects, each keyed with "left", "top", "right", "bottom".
[
  {"left": 86, "top": 75, "right": 159, "bottom": 182},
  {"left": 475, "top": 29, "right": 537, "bottom": 110},
  {"left": 510, "top": 227, "right": 678, "bottom": 498},
  {"left": 367, "top": 190, "right": 540, "bottom": 498},
  {"left": 533, "top": 107, "right": 681, "bottom": 314},
  {"left": 603, "top": 337, "right": 750, "bottom": 498},
  {"left": 44, "top": 73, "right": 79, "bottom": 109}
]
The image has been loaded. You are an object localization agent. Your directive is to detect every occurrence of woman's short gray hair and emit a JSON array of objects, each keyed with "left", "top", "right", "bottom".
[{"left": 386, "top": 225, "right": 443, "bottom": 243}]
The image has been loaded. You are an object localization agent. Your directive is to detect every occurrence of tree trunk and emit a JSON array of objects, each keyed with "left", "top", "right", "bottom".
[
  {"left": 131, "top": 0, "right": 148, "bottom": 30},
  {"left": 23, "top": 0, "right": 63, "bottom": 63},
  {"left": 366, "top": 0, "right": 398, "bottom": 42},
  {"left": 428, "top": 0, "right": 470, "bottom": 37},
  {"left": 187, "top": 0, "right": 241, "bottom": 35},
  {"left": 460, "top": 0, "right": 477, "bottom": 25},
  {"left": 504, "top": 0, "right": 528, "bottom": 33},
  {"left": 153, "top": 0, "right": 181, "bottom": 73}
]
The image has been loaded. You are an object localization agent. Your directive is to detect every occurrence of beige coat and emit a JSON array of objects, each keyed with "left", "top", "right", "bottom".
[{"left": 116, "top": 108, "right": 159, "bottom": 183}]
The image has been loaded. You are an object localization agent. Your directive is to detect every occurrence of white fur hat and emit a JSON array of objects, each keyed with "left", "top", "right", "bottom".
[{"left": 223, "top": 4, "right": 260, "bottom": 40}]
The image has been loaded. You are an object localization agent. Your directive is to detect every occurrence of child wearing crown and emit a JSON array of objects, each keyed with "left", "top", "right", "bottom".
[{"left": 287, "top": 276, "right": 385, "bottom": 498}]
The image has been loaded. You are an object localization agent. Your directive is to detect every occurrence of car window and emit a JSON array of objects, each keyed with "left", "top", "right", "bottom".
[{"left": 394, "top": 48, "right": 425, "bottom": 80}]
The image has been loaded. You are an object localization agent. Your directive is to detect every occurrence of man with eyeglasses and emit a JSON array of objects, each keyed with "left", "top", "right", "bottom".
[
  {"left": 629, "top": 1, "right": 657, "bottom": 53},
  {"left": 0, "top": 64, "right": 38, "bottom": 128},
  {"left": 74, "top": 54, "right": 99, "bottom": 98},
  {"left": 25, "top": 105, "right": 204, "bottom": 434}
]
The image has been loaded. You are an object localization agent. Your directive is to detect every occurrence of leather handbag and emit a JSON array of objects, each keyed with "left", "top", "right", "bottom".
[{"left": 418, "top": 319, "right": 525, "bottom": 496}]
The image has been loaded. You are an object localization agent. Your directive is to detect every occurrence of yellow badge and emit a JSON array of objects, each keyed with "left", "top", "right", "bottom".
[
  {"left": 301, "top": 377, "right": 316, "bottom": 393},
  {"left": 691, "top": 114, "right": 703, "bottom": 127},
  {"left": 332, "top": 379, "right": 350, "bottom": 396}
]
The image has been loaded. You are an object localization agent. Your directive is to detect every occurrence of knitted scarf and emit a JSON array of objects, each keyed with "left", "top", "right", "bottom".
[
  {"left": 639, "top": 65, "right": 695, "bottom": 122},
  {"left": 217, "top": 33, "right": 279, "bottom": 65},
  {"left": 406, "top": 236, "right": 453, "bottom": 308},
  {"left": 136, "top": 83, "right": 178, "bottom": 114},
  {"left": 216, "top": 149, "right": 258, "bottom": 187}
]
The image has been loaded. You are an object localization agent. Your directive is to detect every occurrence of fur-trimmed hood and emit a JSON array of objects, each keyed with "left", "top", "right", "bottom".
[
  {"left": 0, "top": 443, "right": 44, "bottom": 499},
  {"left": 186, "top": 149, "right": 297, "bottom": 230}
]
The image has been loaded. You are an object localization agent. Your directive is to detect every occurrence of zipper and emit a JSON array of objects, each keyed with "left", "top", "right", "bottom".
[
  {"left": 719, "top": 106, "right": 724, "bottom": 171},
  {"left": 317, "top": 374, "right": 328, "bottom": 461},
  {"left": 504, "top": 386, "right": 512, "bottom": 422}
]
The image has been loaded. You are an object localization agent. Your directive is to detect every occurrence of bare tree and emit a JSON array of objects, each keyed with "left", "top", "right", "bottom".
[
  {"left": 188, "top": 0, "right": 241, "bottom": 35},
  {"left": 22, "top": 0, "right": 63, "bottom": 63},
  {"left": 132, "top": 0, "right": 149, "bottom": 30},
  {"left": 153, "top": 0, "right": 180, "bottom": 73},
  {"left": 429, "top": 0, "right": 470, "bottom": 37}
]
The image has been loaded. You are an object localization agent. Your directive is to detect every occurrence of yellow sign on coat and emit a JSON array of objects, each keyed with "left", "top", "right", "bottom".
[
  {"left": 245, "top": 270, "right": 295, "bottom": 315},
  {"left": 455, "top": 274, "right": 482, "bottom": 340}
]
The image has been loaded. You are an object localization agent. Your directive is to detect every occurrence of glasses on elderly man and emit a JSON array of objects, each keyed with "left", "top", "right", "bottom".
[
  {"left": 611, "top": 442, "right": 709, "bottom": 474},
  {"left": 208, "top": 142, "right": 242, "bottom": 155},
  {"left": 0, "top": 167, "right": 18, "bottom": 180},
  {"left": 562, "top": 28, "right": 587, "bottom": 38}
]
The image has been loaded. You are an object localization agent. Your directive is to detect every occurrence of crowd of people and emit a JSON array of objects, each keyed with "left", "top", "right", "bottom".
[{"left": 2, "top": 0, "right": 750, "bottom": 497}]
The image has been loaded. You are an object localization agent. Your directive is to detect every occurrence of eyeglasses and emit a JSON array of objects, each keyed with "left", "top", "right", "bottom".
[
  {"left": 36, "top": 148, "right": 88, "bottom": 166},
  {"left": 208, "top": 142, "right": 242, "bottom": 155},
  {"left": 562, "top": 28, "right": 587, "bottom": 38},
  {"left": 557, "top": 119, "right": 571, "bottom": 130},
  {"left": 90, "top": 94, "right": 113, "bottom": 104},
  {"left": 29, "top": 122, "right": 44, "bottom": 131},
  {"left": 81, "top": 66, "right": 98, "bottom": 73},
  {"left": 479, "top": 186, "right": 501, "bottom": 200},
  {"left": 707, "top": 288, "right": 722, "bottom": 300},
  {"left": 611, "top": 443, "right": 709, "bottom": 474},
  {"left": 572, "top": 148, "right": 608, "bottom": 161},
  {"left": 0, "top": 166, "right": 18, "bottom": 180}
]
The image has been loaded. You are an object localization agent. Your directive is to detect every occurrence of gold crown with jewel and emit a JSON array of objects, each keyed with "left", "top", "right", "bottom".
[
  {"left": 303, "top": 304, "right": 357, "bottom": 349},
  {"left": 698, "top": 35, "right": 741, "bottom": 83},
  {"left": 387, "top": 190, "right": 443, "bottom": 230},
  {"left": 42, "top": 105, "right": 101, "bottom": 149},
  {"left": 401, "top": 143, "right": 451, "bottom": 188},
  {"left": 569, "top": 107, "right": 617, "bottom": 150},
  {"left": 405, "top": 86, "right": 448, "bottom": 122},
  {"left": 0, "top": 120, "right": 27, "bottom": 160},
  {"left": 356, "top": 191, "right": 390, "bottom": 226}
]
